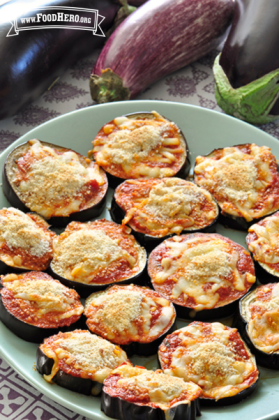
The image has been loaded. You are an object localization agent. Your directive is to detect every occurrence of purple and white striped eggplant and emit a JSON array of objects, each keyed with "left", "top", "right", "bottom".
[{"left": 90, "top": 0, "right": 234, "bottom": 103}]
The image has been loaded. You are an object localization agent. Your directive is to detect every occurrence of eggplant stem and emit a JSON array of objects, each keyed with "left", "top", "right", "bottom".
[
  {"left": 213, "top": 53, "right": 279, "bottom": 125},
  {"left": 90, "top": 69, "right": 130, "bottom": 103},
  {"left": 106, "top": 3, "right": 136, "bottom": 38}
]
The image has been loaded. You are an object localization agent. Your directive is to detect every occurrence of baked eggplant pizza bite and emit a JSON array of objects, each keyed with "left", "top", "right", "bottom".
[
  {"left": 238, "top": 283, "right": 279, "bottom": 369},
  {"left": 3, "top": 139, "right": 108, "bottom": 227},
  {"left": 247, "top": 211, "right": 279, "bottom": 283},
  {"left": 158, "top": 322, "right": 259, "bottom": 406},
  {"left": 0, "top": 207, "right": 55, "bottom": 273},
  {"left": 0, "top": 272, "right": 84, "bottom": 343},
  {"left": 111, "top": 178, "right": 219, "bottom": 250},
  {"left": 36, "top": 330, "right": 129, "bottom": 396},
  {"left": 49, "top": 219, "right": 147, "bottom": 296},
  {"left": 194, "top": 144, "right": 279, "bottom": 230},
  {"left": 90, "top": 111, "right": 190, "bottom": 187},
  {"left": 101, "top": 363, "right": 202, "bottom": 420},
  {"left": 148, "top": 233, "right": 256, "bottom": 320},
  {"left": 84, "top": 284, "right": 176, "bottom": 356}
]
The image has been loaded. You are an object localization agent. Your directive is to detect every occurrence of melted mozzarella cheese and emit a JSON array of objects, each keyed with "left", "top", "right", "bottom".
[
  {"left": 98, "top": 124, "right": 164, "bottom": 165},
  {"left": 84, "top": 285, "right": 174, "bottom": 342},
  {"left": 94, "top": 111, "right": 186, "bottom": 178},
  {"left": 0, "top": 208, "right": 51, "bottom": 257},
  {"left": 52, "top": 228, "right": 136, "bottom": 283},
  {"left": 42, "top": 331, "right": 128, "bottom": 383},
  {"left": 122, "top": 178, "right": 218, "bottom": 235},
  {"left": 4, "top": 274, "right": 83, "bottom": 319},
  {"left": 244, "top": 284, "right": 279, "bottom": 353},
  {"left": 248, "top": 214, "right": 279, "bottom": 264},
  {"left": 153, "top": 236, "right": 253, "bottom": 310},
  {"left": 108, "top": 364, "right": 201, "bottom": 409},
  {"left": 144, "top": 180, "right": 200, "bottom": 219},
  {"left": 248, "top": 310, "right": 279, "bottom": 353},
  {"left": 162, "top": 323, "right": 257, "bottom": 401},
  {"left": 86, "top": 289, "right": 143, "bottom": 338},
  {"left": 13, "top": 140, "right": 104, "bottom": 218},
  {"left": 195, "top": 144, "right": 277, "bottom": 221}
]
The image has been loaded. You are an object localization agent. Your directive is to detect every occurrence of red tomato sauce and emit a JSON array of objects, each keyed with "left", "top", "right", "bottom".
[
  {"left": 1, "top": 273, "right": 82, "bottom": 328},
  {"left": 93, "top": 117, "right": 185, "bottom": 179},
  {"left": 149, "top": 234, "right": 255, "bottom": 310}
]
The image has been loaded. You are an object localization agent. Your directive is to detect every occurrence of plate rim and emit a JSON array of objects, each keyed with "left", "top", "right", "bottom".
[{"left": 0, "top": 99, "right": 279, "bottom": 420}]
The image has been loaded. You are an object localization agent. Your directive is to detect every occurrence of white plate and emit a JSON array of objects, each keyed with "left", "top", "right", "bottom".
[{"left": 1, "top": 100, "right": 279, "bottom": 420}]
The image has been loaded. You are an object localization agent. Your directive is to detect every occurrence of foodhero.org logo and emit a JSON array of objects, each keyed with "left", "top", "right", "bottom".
[{"left": 7, "top": 6, "right": 105, "bottom": 37}]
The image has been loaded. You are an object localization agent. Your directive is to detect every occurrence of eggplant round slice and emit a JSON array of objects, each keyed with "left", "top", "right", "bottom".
[
  {"left": 36, "top": 330, "right": 129, "bottom": 395},
  {"left": 246, "top": 211, "right": 279, "bottom": 284},
  {"left": 101, "top": 363, "right": 202, "bottom": 420},
  {"left": 238, "top": 283, "right": 279, "bottom": 369},
  {"left": 49, "top": 219, "right": 147, "bottom": 297},
  {"left": 148, "top": 233, "right": 256, "bottom": 320},
  {"left": 90, "top": 111, "right": 190, "bottom": 188},
  {"left": 194, "top": 143, "right": 279, "bottom": 231},
  {"left": 0, "top": 207, "right": 55, "bottom": 273},
  {"left": 158, "top": 322, "right": 259, "bottom": 406},
  {"left": 111, "top": 178, "right": 219, "bottom": 251},
  {"left": 2, "top": 139, "right": 108, "bottom": 227},
  {"left": 84, "top": 284, "right": 176, "bottom": 356},
  {"left": 0, "top": 272, "right": 84, "bottom": 343}
]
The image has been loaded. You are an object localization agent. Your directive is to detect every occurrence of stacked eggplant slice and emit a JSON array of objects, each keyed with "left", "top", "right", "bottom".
[
  {"left": 0, "top": 271, "right": 84, "bottom": 342},
  {"left": 90, "top": 111, "right": 191, "bottom": 188},
  {"left": 84, "top": 284, "right": 176, "bottom": 356},
  {"left": 158, "top": 322, "right": 260, "bottom": 406},
  {"left": 238, "top": 283, "right": 279, "bottom": 369},
  {"left": 247, "top": 211, "right": 279, "bottom": 284},
  {"left": 111, "top": 178, "right": 219, "bottom": 251},
  {"left": 6, "top": 115, "right": 279, "bottom": 419},
  {"left": 194, "top": 144, "right": 279, "bottom": 231},
  {"left": 148, "top": 233, "right": 256, "bottom": 321},
  {"left": 3, "top": 139, "right": 108, "bottom": 227},
  {"left": 101, "top": 363, "right": 202, "bottom": 420},
  {"left": 36, "top": 330, "right": 130, "bottom": 395},
  {"left": 49, "top": 219, "right": 147, "bottom": 297},
  {"left": 0, "top": 207, "right": 55, "bottom": 273}
]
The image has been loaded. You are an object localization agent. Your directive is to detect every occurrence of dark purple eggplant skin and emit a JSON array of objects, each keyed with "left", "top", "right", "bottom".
[
  {"left": 220, "top": 0, "right": 279, "bottom": 115},
  {"left": 90, "top": 0, "right": 234, "bottom": 103},
  {"left": 218, "top": 213, "right": 252, "bottom": 231},
  {"left": 2, "top": 141, "right": 108, "bottom": 228},
  {"left": 251, "top": 259, "right": 279, "bottom": 285},
  {"left": 200, "top": 376, "right": 259, "bottom": 406},
  {"left": 0, "top": 295, "right": 80, "bottom": 343},
  {"left": 173, "top": 300, "right": 238, "bottom": 322},
  {"left": 0, "top": 0, "right": 125, "bottom": 120},
  {"left": 110, "top": 196, "right": 218, "bottom": 252},
  {"left": 101, "top": 390, "right": 201, "bottom": 420},
  {"left": 213, "top": 204, "right": 279, "bottom": 232},
  {"left": 48, "top": 250, "right": 148, "bottom": 298},
  {"left": 0, "top": 260, "right": 31, "bottom": 275},
  {"left": 36, "top": 347, "right": 100, "bottom": 395},
  {"left": 115, "top": 317, "right": 177, "bottom": 358},
  {"left": 237, "top": 296, "right": 279, "bottom": 369}
]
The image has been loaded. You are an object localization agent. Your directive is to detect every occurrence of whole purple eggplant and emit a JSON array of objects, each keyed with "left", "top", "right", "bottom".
[
  {"left": 0, "top": 0, "right": 134, "bottom": 120},
  {"left": 90, "top": 0, "right": 234, "bottom": 103},
  {"left": 214, "top": 0, "right": 279, "bottom": 124}
]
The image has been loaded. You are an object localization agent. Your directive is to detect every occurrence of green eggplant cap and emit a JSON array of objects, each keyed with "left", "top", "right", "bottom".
[{"left": 213, "top": 53, "right": 279, "bottom": 125}]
